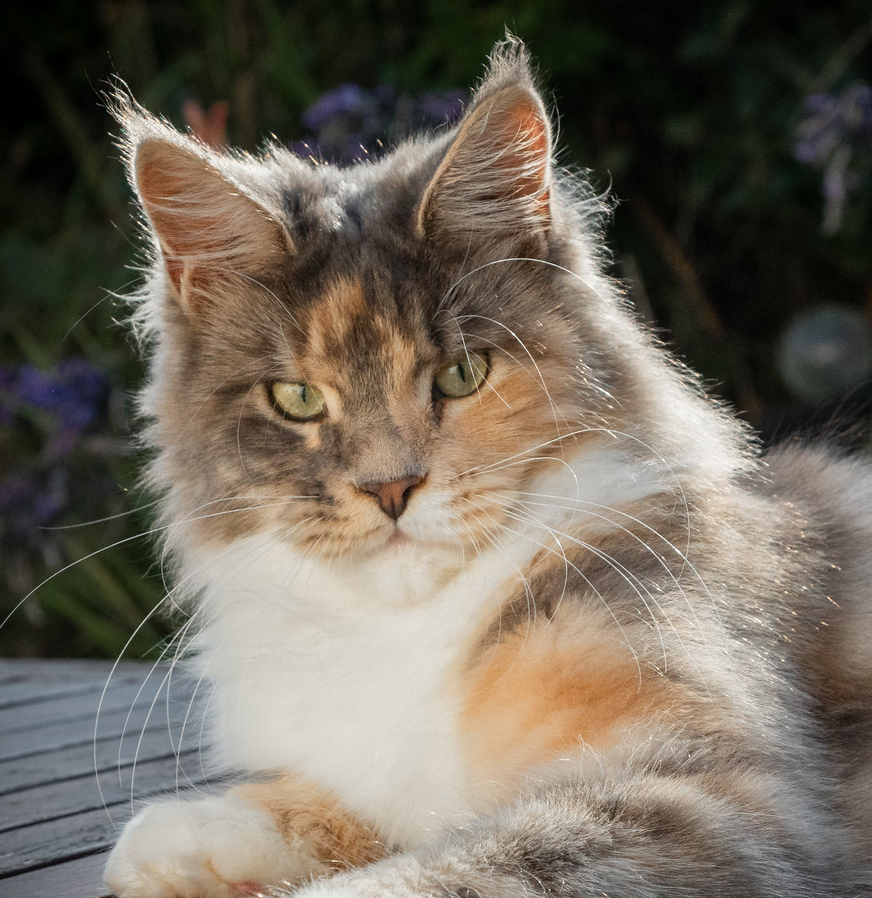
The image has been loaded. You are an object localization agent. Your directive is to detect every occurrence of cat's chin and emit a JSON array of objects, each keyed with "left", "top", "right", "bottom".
[
  {"left": 357, "top": 542, "right": 467, "bottom": 606},
  {"left": 280, "top": 529, "right": 467, "bottom": 609},
  {"left": 380, "top": 528, "right": 423, "bottom": 553},
  {"left": 326, "top": 515, "right": 463, "bottom": 563},
  {"left": 353, "top": 526, "right": 453, "bottom": 564}
]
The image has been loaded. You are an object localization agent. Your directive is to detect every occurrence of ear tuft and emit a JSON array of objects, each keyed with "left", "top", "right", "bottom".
[
  {"left": 131, "top": 136, "right": 290, "bottom": 316},
  {"left": 417, "top": 43, "right": 552, "bottom": 246}
]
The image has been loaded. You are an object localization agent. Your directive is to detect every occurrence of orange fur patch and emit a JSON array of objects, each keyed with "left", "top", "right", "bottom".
[
  {"left": 304, "top": 277, "right": 368, "bottom": 388},
  {"left": 449, "top": 355, "right": 596, "bottom": 496},
  {"left": 460, "top": 606, "right": 672, "bottom": 792},
  {"left": 235, "top": 775, "right": 386, "bottom": 877},
  {"left": 307, "top": 278, "right": 421, "bottom": 396},
  {"left": 316, "top": 277, "right": 368, "bottom": 329}
]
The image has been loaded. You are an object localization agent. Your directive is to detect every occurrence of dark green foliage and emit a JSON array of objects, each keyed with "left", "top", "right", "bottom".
[{"left": 1, "top": 1, "right": 869, "bottom": 657}]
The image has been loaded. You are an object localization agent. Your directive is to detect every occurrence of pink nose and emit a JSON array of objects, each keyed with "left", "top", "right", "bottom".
[{"left": 359, "top": 475, "right": 424, "bottom": 521}]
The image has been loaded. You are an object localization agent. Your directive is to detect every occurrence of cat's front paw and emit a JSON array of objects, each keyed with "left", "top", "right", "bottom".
[{"left": 104, "top": 794, "right": 312, "bottom": 898}]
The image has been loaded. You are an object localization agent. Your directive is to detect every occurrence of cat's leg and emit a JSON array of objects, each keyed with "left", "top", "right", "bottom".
[
  {"left": 285, "top": 770, "right": 848, "bottom": 898},
  {"left": 104, "top": 774, "right": 384, "bottom": 898}
]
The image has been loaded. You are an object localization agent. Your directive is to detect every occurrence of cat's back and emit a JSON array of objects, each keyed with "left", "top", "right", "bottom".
[{"left": 757, "top": 442, "right": 872, "bottom": 854}]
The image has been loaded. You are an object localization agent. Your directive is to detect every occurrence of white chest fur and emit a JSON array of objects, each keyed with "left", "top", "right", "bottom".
[
  {"left": 189, "top": 537, "right": 515, "bottom": 847},
  {"left": 184, "top": 445, "right": 668, "bottom": 848}
]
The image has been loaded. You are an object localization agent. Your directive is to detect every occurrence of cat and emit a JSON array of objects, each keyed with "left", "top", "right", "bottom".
[{"left": 103, "top": 38, "right": 872, "bottom": 898}]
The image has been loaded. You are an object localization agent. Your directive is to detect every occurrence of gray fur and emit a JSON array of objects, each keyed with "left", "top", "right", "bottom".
[{"left": 112, "top": 37, "right": 872, "bottom": 898}]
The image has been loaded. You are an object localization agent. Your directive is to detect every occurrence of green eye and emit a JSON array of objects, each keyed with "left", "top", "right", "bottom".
[
  {"left": 433, "top": 352, "right": 489, "bottom": 398},
  {"left": 270, "top": 382, "right": 326, "bottom": 420}
]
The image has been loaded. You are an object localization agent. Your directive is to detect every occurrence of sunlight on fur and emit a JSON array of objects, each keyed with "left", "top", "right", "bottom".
[{"left": 100, "top": 37, "right": 872, "bottom": 898}]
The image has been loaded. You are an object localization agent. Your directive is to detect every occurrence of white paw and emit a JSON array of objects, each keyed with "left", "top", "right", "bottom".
[{"left": 104, "top": 794, "right": 310, "bottom": 898}]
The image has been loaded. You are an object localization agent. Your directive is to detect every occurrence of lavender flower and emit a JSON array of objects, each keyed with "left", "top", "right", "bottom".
[
  {"left": 296, "top": 84, "right": 466, "bottom": 164},
  {"left": 0, "top": 357, "right": 110, "bottom": 553},
  {"left": 14, "top": 358, "right": 108, "bottom": 455},
  {"left": 795, "top": 83, "right": 872, "bottom": 234},
  {"left": 0, "top": 469, "right": 68, "bottom": 536}
]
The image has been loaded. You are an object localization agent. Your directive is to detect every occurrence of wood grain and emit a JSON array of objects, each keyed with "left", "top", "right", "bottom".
[{"left": 0, "top": 660, "right": 209, "bottom": 897}]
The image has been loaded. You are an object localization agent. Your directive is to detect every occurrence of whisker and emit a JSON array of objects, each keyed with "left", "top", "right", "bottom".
[
  {"left": 457, "top": 498, "right": 543, "bottom": 669},
  {"left": 37, "top": 496, "right": 164, "bottom": 530},
  {"left": 435, "top": 256, "right": 615, "bottom": 317},
  {"left": 213, "top": 267, "right": 303, "bottom": 336},
  {"left": 443, "top": 310, "right": 566, "bottom": 433},
  {"left": 452, "top": 426, "right": 604, "bottom": 480},
  {"left": 95, "top": 598, "right": 189, "bottom": 826},
  {"left": 461, "top": 496, "right": 541, "bottom": 635},
  {"left": 459, "top": 495, "right": 643, "bottom": 680},
  {"left": 118, "top": 524, "right": 305, "bottom": 817},
  {"left": 61, "top": 277, "right": 142, "bottom": 346},
  {"left": 454, "top": 424, "right": 712, "bottom": 645},
  {"left": 491, "top": 498, "right": 662, "bottom": 675},
  {"left": 437, "top": 311, "right": 512, "bottom": 412},
  {"left": 152, "top": 354, "right": 278, "bottom": 454},
  {"left": 100, "top": 536, "right": 245, "bottom": 822},
  {"left": 485, "top": 491, "right": 715, "bottom": 692},
  {"left": 513, "top": 489, "right": 719, "bottom": 644}
]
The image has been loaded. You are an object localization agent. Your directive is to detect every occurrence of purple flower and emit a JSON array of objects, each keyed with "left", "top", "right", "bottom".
[
  {"left": 795, "top": 95, "right": 841, "bottom": 166},
  {"left": 295, "top": 84, "right": 467, "bottom": 164},
  {"left": 795, "top": 82, "right": 872, "bottom": 233},
  {"left": 0, "top": 365, "right": 16, "bottom": 426},
  {"left": 301, "top": 84, "right": 374, "bottom": 131},
  {"left": 415, "top": 91, "right": 466, "bottom": 126},
  {"left": 17, "top": 358, "right": 108, "bottom": 431},
  {"left": 0, "top": 469, "right": 68, "bottom": 535},
  {"left": 796, "top": 85, "right": 872, "bottom": 166},
  {"left": 3, "top": 358, "right": 109, "bottom": 458},
  {"left": 1, "top": 358, "right": 119, "bottom": 583}
]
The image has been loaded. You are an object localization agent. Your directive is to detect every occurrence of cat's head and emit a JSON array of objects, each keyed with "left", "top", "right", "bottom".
[{"left": 117, "top": 40, "right": 663, "bottom": 569}]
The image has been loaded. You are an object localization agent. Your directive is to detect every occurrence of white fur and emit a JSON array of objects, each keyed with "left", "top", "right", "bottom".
[
  {"left": 181, "top": 442, "right": 668, "bottom": 848},
  {"left": 104, "top": 794, "right": 304, "bottom": 898},
  {"left": 106, "top": 441, "right": 671, "bottom": 897}
]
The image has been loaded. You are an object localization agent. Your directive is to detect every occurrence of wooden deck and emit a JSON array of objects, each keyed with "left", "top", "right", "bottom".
[{"left": 0, "top": 659, "right": 208, "bottom": 898}]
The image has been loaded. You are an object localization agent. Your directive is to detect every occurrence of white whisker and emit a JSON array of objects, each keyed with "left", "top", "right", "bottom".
[{"left": 459, "top": 494, "right": 643, "bottom": 680}]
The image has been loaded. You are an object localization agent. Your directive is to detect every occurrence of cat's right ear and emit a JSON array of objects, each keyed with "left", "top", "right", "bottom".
[
  {"left": 130, "top": 136, "right": 291, "bottom": 316},
  {"left": 416, "top": 47, "right": 552, "bottom": 249}
]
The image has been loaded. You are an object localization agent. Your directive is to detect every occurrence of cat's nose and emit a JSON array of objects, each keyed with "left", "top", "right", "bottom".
[{"left": 358, "top": 474, "right": 424, "bottom": 521}]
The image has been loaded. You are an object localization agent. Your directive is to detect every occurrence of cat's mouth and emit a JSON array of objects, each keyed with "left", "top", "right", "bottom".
[
  {"left": 350, "top": 520, "right": 457, "bottom": 564},
  {"left": 294, "top": 517, "right": 422, "bottom": 561},
  {"left": 386, "top": 529, "right": 412, "bottom": 548},
  {"left": 295, "top": 485, "right": 477, "bottom": 561},
  {"left": 358, "top": 523, "right": 424, "bottom": 557}
]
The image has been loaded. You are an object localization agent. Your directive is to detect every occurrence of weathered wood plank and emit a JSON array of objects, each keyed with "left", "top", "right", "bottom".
[
  {"left": 0, "top": 670, "right": 196, "bottom": 734},
  {"left": 0, "top": 659, "right": 121, "bottom": 686},
  {"left": 0, "top": 661, "right": 148, "bottom": 708},
  {"left": 0, "top": 718, "right": 205, "bottom": 795},
  {"left": 0, "top": 749, "right": 209, "bottom": 831},
  {"left": 0, "top": 698, "right": 206, "bottom": 763},
  {"left": 0, "top": 803, "right": 124, "bottom": 876},
  {"left": 0, "top": 852, "right": 112, "bottom": 898},
  {"left": 0, "top": 660, "right": 219, "bottom": 898},
  {"left": 0, "top": 788, "right": 224, "bottom": 878}
]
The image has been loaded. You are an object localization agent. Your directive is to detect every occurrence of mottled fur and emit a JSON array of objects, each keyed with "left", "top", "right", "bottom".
[{"left": 105, "top": 39, "right": 872, "bottom": 898}]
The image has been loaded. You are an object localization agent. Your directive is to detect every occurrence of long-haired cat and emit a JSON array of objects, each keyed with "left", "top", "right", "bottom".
[{"left": 104, "top": 39, "right": 872, "bottom": 898}]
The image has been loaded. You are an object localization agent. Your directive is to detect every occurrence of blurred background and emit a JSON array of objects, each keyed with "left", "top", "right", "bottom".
[{"left": 1, "top": 1, "right": 870, "bottom": 659}]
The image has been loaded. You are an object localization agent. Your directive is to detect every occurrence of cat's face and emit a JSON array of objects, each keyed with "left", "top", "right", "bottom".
[
  {"left": 124, "top": 50, "right": 612, "bottom": 564},
  {"left": 146, "top": 230, "right": 593, "bottom": 563}
]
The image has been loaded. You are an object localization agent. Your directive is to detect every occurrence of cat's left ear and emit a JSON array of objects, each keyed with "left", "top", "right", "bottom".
[{"left": 416, "top": 77, "right": 552, "bottom": 246}]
